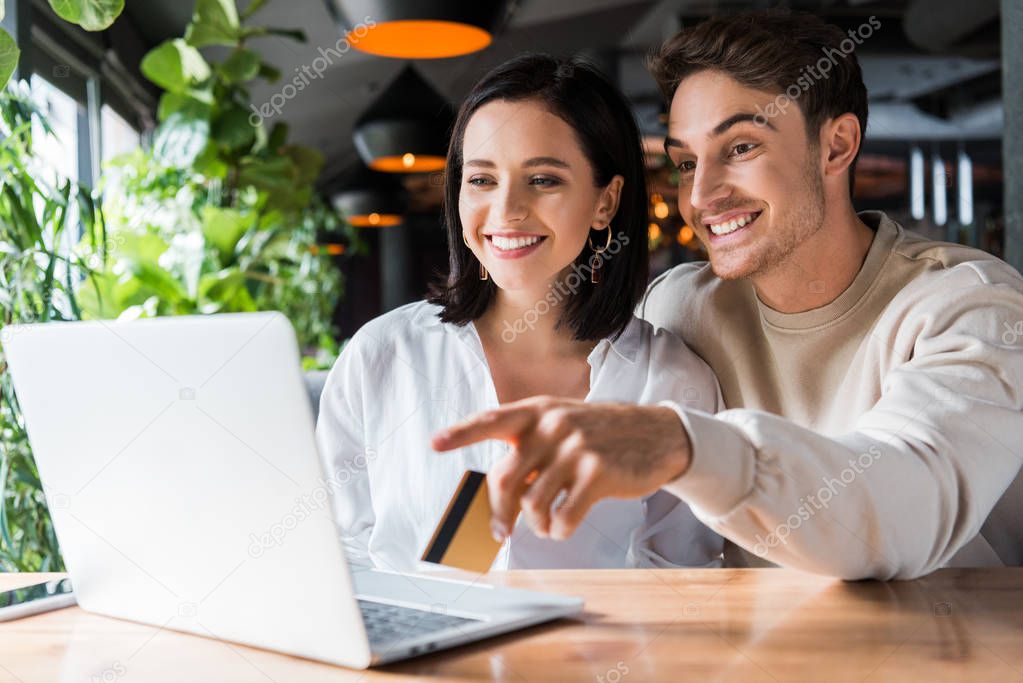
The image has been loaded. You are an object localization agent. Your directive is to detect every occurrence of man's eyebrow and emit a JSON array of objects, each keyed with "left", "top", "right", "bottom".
[
  {"left": 713, "top": 112, "right": 775, "bottom": 136},
  {"left": 663, "top": 112, "right": 777, "bottom": 154},
  {"left": 463, "top": 156, "right": 571, "bottom": 169}
]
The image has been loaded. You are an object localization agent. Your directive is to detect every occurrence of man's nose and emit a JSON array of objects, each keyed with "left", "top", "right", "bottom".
[{"left": 689, "top": 160, "right": 731, "bottom": 212}]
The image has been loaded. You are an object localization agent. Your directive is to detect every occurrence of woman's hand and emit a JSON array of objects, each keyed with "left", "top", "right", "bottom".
[{"left": 431, "top": 397, "right": 692, "bottom": 541}]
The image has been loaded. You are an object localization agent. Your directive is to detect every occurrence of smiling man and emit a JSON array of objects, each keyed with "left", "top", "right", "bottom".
[{"left": 433, "top": 10, "right": 1023, "bottom": 580}]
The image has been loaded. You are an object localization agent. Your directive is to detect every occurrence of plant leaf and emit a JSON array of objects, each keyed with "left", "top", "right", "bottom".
[
  {"left": 283, "top": 145, "right": 324, "bottom": 186},
  {"left": 201, "top": 206, "right": 254, "bottom": 263},
  {"left": 198, "top": 268, "right": 256, "bottom": 312},
  {"left": 141, "top": 39, "right": 212, "bottom": 93},
  {"left": 241, "top": 26, "right": 306, "bottom": 43},
  {"left": 0, "top": 28, "right": 19, "bottom": 91},
  {"left": 184, "top": 0, "right": 240, "bottom": 48},
  {"left": 237, "top": 155, "right": 295, "bottom": 195},
  {"left": 218, "top": 47, "right": 260, "bottom": 84},
  {"left": 47, "top": 0, "right": 124, "bottom": 31},
  {"left": 239, "top": 0, "right": 267, "bottom": 20},
  {"left": 257, "top": 62, "right": 281, "bottom": 83},
  {"left": 153, "top": 95, "right": 212, "bottom": 166},
  {"left": 211, "top": 104, "right": 256, "bottom": 152},
  {"left": 267, "top": 122, "right": 288, "bottom": 151}
]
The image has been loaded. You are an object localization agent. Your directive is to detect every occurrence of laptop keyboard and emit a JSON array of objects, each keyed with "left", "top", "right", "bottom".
[{"left": 357, "top": 599, "right": 481, "bottom": 646}]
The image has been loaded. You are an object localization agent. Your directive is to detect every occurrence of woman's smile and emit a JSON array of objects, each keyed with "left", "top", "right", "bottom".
[{"left": 484, "top": 233, "right": 548, "bottom": 259}]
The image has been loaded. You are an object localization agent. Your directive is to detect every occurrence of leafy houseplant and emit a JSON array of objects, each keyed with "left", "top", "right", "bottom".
[
  {"left": 0, "top": 84, "right": 105, "bottom": 571},
  {"left": 83, "top": 0, "right": 359, "bottom": 357},
  {"left": 1, "top": 0, "right": 361, "bottom": 571}
]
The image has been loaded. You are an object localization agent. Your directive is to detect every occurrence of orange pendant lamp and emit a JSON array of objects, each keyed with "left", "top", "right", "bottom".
[
  {"left": 353, "top": 66, "right": 453, "bottom": 174},
  {"left": 325, "top": 0, "right": 510, "bottom": 59},
  {"left": 332, "top": 164, "right": 408, "bottom": 228}
]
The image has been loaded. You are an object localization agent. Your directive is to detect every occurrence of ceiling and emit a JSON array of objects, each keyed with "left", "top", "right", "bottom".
[{"left": 117, "top": 0, "right": 1005, "bottom": 193}]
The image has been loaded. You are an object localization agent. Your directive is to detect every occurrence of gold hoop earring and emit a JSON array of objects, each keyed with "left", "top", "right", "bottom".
[
  {"left": 588, "top": 225, "right": 612, "bottom": 284},
  {"left": 462, "top": 232, "right": 488, "bottom": 280}
]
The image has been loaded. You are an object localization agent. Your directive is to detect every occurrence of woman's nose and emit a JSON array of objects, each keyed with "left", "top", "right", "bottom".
[{"left": 495, "top": 183, "right": 529, "bottom": 225}]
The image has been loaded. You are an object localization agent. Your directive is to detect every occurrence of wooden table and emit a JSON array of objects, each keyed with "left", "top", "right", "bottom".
[{"left": 2, "top": 569, "right": 1021, "bottom": 682}]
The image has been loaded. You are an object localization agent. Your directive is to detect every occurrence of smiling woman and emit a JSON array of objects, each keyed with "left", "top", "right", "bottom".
[
  {"left": 429, "top": 54, "right": 650, "bottom": 342},
  {"left": 315, "top": 53, "right": 726, "bottom": 572}
]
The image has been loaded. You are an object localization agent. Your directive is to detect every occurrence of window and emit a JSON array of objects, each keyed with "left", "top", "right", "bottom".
[
  {"left": 101, "top": 103, "right": 140, "bottom": 162},
  {"left": 29, "top": 74, "right": 80, "bottom": 184}
]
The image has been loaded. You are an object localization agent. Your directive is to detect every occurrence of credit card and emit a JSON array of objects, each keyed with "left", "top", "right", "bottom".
[{"left": 421, "top": 470, "right": 504, "bottom": 573}]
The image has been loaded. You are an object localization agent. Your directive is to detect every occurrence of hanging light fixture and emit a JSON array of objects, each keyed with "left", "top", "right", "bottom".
[
  {"left": 353, "top": 65, "right": 453, "bottom": 174},
  {"left": 325, "top": 0, "right": 510, "bottom": 59},
  {"left": 331, "top": 164, "right": 409, "bottom": 227}
]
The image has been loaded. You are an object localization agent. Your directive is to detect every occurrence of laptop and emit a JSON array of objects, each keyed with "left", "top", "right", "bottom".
[{"left": 3, "top": 312, "right": 582, "bottom": 668}]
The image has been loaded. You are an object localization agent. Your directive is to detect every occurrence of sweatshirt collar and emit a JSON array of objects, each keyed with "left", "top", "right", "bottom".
[{"left": 757, "top": 210, "right": 901, "bottom": 331}]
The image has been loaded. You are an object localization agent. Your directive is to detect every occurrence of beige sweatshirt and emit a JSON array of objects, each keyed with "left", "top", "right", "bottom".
[{"left": 639, "top": 210, "right": 1023, "bottom": 580}]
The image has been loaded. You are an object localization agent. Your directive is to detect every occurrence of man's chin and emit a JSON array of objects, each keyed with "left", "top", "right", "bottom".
[{"left": 708, "top": 254, "right": 760, "bottom": 281}]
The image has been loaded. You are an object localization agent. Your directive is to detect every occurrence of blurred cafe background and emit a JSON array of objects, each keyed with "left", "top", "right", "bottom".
[{"left": 0, "top": 0, "right": 1019, "bottom": 571}]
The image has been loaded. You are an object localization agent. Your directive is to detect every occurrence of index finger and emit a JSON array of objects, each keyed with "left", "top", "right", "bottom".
[{"left": 431, "top": 403, "right": 536, "bottom": 451}]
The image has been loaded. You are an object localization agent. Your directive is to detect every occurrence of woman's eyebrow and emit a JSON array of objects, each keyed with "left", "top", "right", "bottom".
[
  {"left": 464, "top": 157, "right": 571, "bottom": 169},
  {"left": 523, "top": 156, "right": 570, "bottom": 169}
]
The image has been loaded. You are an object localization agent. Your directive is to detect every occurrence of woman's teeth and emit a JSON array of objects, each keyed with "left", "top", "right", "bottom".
[
  {"left": 491, "top": 235, "right": 543, "bottom": 251},
  {"left": 708, "top": 212, "right": 759, "bottom": 236}
]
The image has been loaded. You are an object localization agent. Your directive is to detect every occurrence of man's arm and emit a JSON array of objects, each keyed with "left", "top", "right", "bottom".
[
  {"left": 663, "top": 274, "right": 1023, "bottom": 579},
  {"left": 434, "top": 273, "right": 1023, "bottom": 580}
]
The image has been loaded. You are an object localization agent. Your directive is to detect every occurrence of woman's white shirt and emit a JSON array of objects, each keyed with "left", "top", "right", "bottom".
[{"left": 315, "top": 300, "right": 724, "bottom": 572}]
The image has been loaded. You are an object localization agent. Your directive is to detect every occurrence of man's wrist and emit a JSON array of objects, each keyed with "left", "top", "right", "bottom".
[{"left": 653, "top": 405, "right": 692, "bottom": 483}]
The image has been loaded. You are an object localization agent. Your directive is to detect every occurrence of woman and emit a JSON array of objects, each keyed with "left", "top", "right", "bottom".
[{"left": 316, "top": 54, "right": 723, "bottom": 571}]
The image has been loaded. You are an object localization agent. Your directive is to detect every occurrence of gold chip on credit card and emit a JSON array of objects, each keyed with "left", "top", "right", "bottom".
[{"left": 421, "top": 470, "right": 504, "bottom": 573}]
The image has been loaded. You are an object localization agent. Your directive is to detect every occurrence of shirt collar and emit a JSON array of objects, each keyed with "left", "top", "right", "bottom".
[{"left": 414, "top": 302, "right": 640, "bottom": 364}]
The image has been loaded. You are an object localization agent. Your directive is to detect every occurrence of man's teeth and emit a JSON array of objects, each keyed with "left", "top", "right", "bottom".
[
  {"left": 491, "top": 235, "right": 543, "bottom": 251},
  {"left": 708, "top": 213, "right": 758, "bottom": 236}
]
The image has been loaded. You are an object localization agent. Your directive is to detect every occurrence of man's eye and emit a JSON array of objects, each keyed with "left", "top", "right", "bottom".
[{"left": 731, "top": 143, "right": 758, "bottom": 156}]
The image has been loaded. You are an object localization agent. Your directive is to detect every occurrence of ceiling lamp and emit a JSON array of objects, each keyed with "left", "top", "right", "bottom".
[
  {"left": 331, "top": 164, "right": 408, "bottom": 228},
  {"left": 325, "top": 0, "right": 510, "bottom": 59},
  {"left": 353, "top": 66, "right": 453, "bottom": 174}
]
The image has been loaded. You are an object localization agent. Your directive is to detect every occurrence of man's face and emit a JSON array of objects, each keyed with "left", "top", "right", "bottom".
[{"left": 665, "top": 70, "right": 826, "bottom": 280}]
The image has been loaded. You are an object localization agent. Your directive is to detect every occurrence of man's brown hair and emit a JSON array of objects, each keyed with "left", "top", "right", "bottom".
[{"left": 648, "top": 9, "right": 872, "bottom": 193}]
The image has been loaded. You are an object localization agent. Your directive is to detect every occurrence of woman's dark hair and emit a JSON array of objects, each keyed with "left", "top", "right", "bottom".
[{"left": 426, "top": 53, "right": 649, "bottom": 342}]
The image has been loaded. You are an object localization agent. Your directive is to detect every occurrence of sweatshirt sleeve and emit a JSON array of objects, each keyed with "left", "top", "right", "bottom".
[
  {"left": 660, "top": 269, "right": 1023, "bottom": 580},
  {"left": 315, "top": 334, "right": 376, "bottom": 568}
]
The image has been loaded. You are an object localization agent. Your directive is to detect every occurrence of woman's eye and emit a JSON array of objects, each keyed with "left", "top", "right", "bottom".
[
  {"left": 676, "top": 160, "right": 696, "bottom": 174},
  {"left": 467, "top": 177, "right": 493, "bottom": 186},
  {"left": 530, "top": 176, "right": 561, "bottom": 187}
]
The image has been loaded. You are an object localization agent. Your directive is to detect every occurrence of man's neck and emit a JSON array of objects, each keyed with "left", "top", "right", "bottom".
[{"left": 753, "top": 205, "right": 876, "bottom": 314}]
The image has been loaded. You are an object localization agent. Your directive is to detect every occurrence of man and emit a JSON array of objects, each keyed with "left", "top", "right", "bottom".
[{"left": 433, "top": 10, "right": 1023, "bottom": 580}]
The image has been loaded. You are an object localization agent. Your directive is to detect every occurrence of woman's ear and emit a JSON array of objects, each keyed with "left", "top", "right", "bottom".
[{"left": 594, "top": 175, "right": 625, "bottom": 227}]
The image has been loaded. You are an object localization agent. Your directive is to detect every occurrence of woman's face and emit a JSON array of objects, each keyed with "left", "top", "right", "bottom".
[{"left": 458, "top": 98, "right": 623, "bottom": 293}]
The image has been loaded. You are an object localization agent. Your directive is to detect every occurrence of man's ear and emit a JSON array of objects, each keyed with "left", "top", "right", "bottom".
[
  {"left": 820, "top": 113, "right": 861, "bottom": 180},
  {"left": 595, "top": 175, "right": 625, "bottom": 226}
]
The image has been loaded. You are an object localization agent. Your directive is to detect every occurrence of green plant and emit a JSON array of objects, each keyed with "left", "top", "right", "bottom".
[
  {"left": 0, "top": 0, "right": 365, "bottom": 571},
  {"left": 81, "top": 0, "right": 362, "bottom": 361},
  {"left": 0, "top": 82, "right": 106, "bottom": 571}
]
